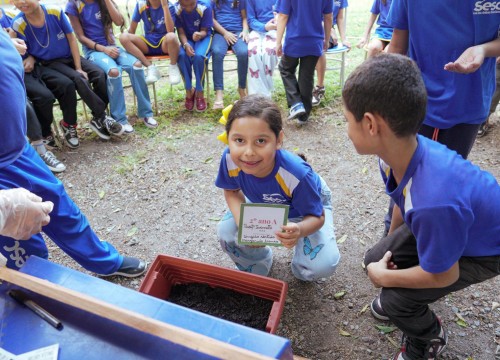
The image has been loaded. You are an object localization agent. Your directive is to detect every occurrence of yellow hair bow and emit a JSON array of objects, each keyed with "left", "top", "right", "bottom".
[{"left": 217, "top": 104, "right": 233, "bottom": 145}]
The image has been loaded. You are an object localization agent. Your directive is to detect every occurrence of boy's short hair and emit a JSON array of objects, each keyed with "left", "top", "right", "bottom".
[{"left": 342, "top": 53, "right": 427, "bottom": 137}]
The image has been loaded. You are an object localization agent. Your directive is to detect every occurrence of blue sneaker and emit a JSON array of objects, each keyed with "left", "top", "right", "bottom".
[{"left": 288, "top": 102, "right": 306, "bottom": 120}]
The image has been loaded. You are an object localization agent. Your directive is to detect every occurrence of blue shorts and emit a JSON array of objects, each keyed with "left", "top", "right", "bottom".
[
  {"left": 374, "top": 26, "right": 393, "bottom": 42},
  {"left": 140, "top": 36, "right": 168, "bottom": 56}
]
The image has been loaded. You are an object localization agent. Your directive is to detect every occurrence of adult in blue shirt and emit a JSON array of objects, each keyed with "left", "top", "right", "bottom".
[{"left": 0, "top": 29, "right": 147, "bottom": 277}]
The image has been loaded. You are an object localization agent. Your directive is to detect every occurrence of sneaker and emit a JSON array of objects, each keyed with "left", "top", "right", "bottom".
[
  {"left": 59, "top": 121, "right": 80, "bottom": 148},
  {"left": 477, "top": 121, "right": 491, "bottom": 138},
  {"left": 393, "top": 322, "right": 448, "bottom": 360},
  {"left": 42, "top": 134, "right": 57, "bottom": 148},
  {"left": 122, "top": 122, "right": 134, "bottom": 134},
  {"left": 312, "top": 85, "right": 325, "bottom": 107},
  {"left": 371, "top": 295, "right": 390, "bottom": 321},
  {"left": 40, "top": 151, "right": 66, "bottom": 173},
  {"left": 169, "top": 63, "right": 181, "bottom": 85},
  {"left": 195, "top": 97, "right": 207, "bottom": 112},
  {"left": 297, "top": 113, "right": 309, "bottom": 125},
  {"left": 103, "top": 115, "right": 124, "bottom": 136},
  {"left": 145, "top": 64, "right": 160, "bottom": 85},
  {"left": 101, "top": 256, "right": 148, "bottom": 278},
  {"left": 89, "top": 116, "right": 111, "bottom": 140},
  {"left": 185, "top": 91, "right": 195, "bottom": 111},
  {"left": 288, "top": 102, "right": 306, "bottom": 120},
  {"left": 143, "top": 117, "right": 158, "bottom": 128}
]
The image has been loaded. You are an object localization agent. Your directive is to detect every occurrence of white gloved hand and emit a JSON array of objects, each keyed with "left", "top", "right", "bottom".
[{"left": 0, "top": 188, "right": 54, "bottom": 240}]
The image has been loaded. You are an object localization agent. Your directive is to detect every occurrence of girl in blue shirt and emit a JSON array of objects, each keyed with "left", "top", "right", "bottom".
[
  {"left": 119, "top": 0, "right": 181, "bottom": 86},
  {"left": 246, "top": 0, "right": 278, "bottom": 98},
  {"left": 175, "top": 0, "right": 213, "bottom": 112},
  {"left": 66, "top": 0, "right": 158, "bottom": 133},
  {"left": 216, "top": 95, "right": 340, "bottom": 281},
  {"left": 357, "top": 0, "right": 393, "bottom": 57},
  {"left": 211, "top": 0, "right": 249, "bottom": 109}
]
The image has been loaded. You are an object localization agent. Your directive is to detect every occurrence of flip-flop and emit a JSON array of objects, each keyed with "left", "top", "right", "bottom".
[{"left": 212, "top": 100, "right": 224, "bottom": 110}]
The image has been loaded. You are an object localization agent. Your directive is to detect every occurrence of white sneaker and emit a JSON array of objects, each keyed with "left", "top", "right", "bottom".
[
  {"left": 122, "top": 122, "right": 134, "bottom": 134},
  {"left": 169, "top": 63, "right": 181, "bottom": 85},
  {"left": 143, "top": 117, "right": 158, "bottom": 128},
  {"left": 40, "top": 151, "right": 66, "bottom": 173},
  {"left": 145, "top": 64, "right": 160, "bottom": 85}
]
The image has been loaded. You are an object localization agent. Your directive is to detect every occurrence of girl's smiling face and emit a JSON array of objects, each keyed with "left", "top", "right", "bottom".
[{"left": 227, "top": 116, "right": 283, "bottom": 178}]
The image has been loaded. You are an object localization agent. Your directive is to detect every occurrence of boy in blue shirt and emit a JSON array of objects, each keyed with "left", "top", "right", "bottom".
[
  {"left": 276, "top": 0, "right": 332, "bottom": 124},
  {"left": 11, "top": 0, "right": 124, "bottom": 148},
  {"left": 343, "top": 53, "right": 500, "bottom": 360},
  {"left": 0, "top": 29, "right": 147, "bottom": 277}
]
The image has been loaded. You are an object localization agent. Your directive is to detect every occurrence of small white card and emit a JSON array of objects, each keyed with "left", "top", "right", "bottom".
[
  {"left": 0, "top": 344, "right": 59, "bottom": 360},
  {"left": 237, "top": 203, "right": 289, "bottom": 246}
]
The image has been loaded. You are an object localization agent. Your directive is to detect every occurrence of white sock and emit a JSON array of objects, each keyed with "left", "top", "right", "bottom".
[{"left": 32, "top": 140, "right": 47, "bottom": 155}]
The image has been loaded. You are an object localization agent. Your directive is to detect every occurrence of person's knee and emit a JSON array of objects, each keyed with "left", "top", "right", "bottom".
[
  {"left": 165, "top": 32, "right": 177, "bottom": 44},
  {"left": 108, "top": 68, "right": 120, "bottom": 78},
  {"left": 118, "top": 32, "right": 130, "bottom": 45},
  {"left": 133, "top": 61, "right": 143, "bottom": 69}
]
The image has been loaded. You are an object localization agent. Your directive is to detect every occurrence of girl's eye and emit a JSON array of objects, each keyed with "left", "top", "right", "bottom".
[
  {"left": 256, "top": 139, "right": 266, "bottom": 145},
  {"left": 234, "top": 138, "right": 244, "bottom": 143}
]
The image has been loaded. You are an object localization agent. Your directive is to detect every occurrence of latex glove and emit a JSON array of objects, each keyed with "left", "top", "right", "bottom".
[{"left": 0, "top": 188, "right": 54, "bottom": 240}]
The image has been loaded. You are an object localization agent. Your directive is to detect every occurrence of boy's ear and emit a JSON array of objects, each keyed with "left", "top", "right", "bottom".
[
  {"left": 363, "top": 112, "right": 382, "bottom": 136},
  {"left": 277, "top": 130, "right": 284, "bottom": 149}
]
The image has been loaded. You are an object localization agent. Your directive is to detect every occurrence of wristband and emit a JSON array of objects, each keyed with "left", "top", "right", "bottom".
[
  {"left": 183, "top": 42, "right": 189, "bottom": 48},
  {"left": 94, "top": 42, "right": 98, "bottom": 51}
]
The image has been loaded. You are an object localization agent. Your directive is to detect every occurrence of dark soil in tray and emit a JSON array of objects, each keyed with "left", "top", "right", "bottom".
[{"left": 167, "top": 283, "right": 273, "bottom": 331}]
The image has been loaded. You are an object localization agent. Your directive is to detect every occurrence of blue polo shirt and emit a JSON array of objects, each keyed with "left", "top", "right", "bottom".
[
  {"left": 371, "top": 0, "right": 393, "bottom": 40},
  {"left": 333, "top": 0, "right": 347, "bottom": 25},
  {"left": 131, "top": 0, "right": 176, "bottom": 44},
  {"left": 212, "top": 0, "right": 246, "bottom": 33},
  {"left": 278, "top": 0, "right": 333, "bottom": 57},
  {"left": 174, "top": 1, "right": 213, "bottom": 40},
  {"left": 387, "top": 0, "right": 500, "bottom": 128},
  {"left": 65, "top": 0, "right": 114, "bottom": 47},
  {"left": 13, "top": 5, "right": 73, "bottom": 61},
  {"left": 246, "top": 0, "right": 274, "bottom": 33},
  {"left": 0, "top": 7, "right": 15, "bottom": 29},
  {"left": 0, "top": 30, "right": 27, "bottom": 168},
  {"left": 380, "top": 135, "right": 500, "bottom": 273}
]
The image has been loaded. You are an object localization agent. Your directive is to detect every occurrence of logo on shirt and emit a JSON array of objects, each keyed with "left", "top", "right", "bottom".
[
  {"left": 57, "top": 31, "right": 65, "bottom": 40},
  {"left": 157, "top": 18, "right": 165, "bottom": 26},
  {"left": 473, "top": 1, "right": 500, "bottom": 14},
  {"left": 95, "top": 11, "right": 102, "bottom": 20},
  {"left": 334, "top": 0, "right": 341, "bottom": 7},
  {"left": 194, "top": 19, "right": 200, "bottom": 27},
  {"left": 262, "top": 193, "right": 287, "bottom": 204}
]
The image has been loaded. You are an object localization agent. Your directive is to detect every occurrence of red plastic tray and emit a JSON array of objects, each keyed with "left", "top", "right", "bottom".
[{"left": 139, "top": 255, "right": 288, "bottom": 334}]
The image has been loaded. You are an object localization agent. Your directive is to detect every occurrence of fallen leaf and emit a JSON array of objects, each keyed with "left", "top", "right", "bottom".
[
  {"left": 208, "top": 217, "right": 221, "bottom": 221},
  {"left": 127, "top": 226, "right": 138, "bottom": 237},
  {"left": 456, "top": 319, "right": 467, "bottom": 328},
  {"left": 337, "top": 234, "right": 347, "bottom": 244},
  {"left": 491, "top": 301, "right": 499, "bottom": 311},
  {"left": 99, "top": 190, "right": 105, "bottom": 199},
  {"left": 334, "top": 290, "right": 346, "bottom": 300},
  {"left": 362, "top": 167, "right": 368, "bottom": 174},
  {"left": 359, "top": 239, "right": 366, "bottom": 246},
  {"left": 387, "top": 336, "right": 400, "bottom": 349},
  {"left": 375, "top": 325, "right": 397, "bottom": 334},
  {"left": 203, "top": 157, "right": 213, "bottom": 164},
  {"left": 358, "top": 304, "right": 369, "bottom": 315},
  {"left": 339, "top": 329, "right": 351, "bottom": 337},
  {"left": 112, "top": 208, "right": 122, "bottom": 213},
  {"left": 456, "top": 313, "right": 466, "bottom": 322}
]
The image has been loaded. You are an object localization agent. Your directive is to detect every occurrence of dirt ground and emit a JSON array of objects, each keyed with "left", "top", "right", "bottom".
[{"left": 46, "top": 94, "right": 500, "bottom": 359}]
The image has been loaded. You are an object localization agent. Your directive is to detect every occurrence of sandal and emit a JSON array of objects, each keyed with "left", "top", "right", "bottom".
[{"left": 212, "top": 100, "right": 224, "bottom": 110}]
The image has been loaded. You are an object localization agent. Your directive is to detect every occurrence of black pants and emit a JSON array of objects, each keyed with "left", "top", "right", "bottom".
[
  {"left": 24, "top": 69, "right": 58, "bottom": 136},
  {"left": 364, "top": 224, "right": 500, "bottom": 358},
  {"left": 279, "top": 54, "right": 319, "bottom": 121},
  {"left": 42, "top": 57, "right": 108, "bottom": 120},
  {"left": 26, "top": 100, "right": 43, "bottom": 141}
]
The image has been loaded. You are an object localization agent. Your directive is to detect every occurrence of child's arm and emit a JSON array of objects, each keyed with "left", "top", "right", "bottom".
[
  {"left": 223, "top": 189, "right": 245, "bottom": 225},
  {"left": 275, "top": 12, "right": 288, "bottom": 57},
  {"left": 357, "top": 13, "right": 377, "bottom": 49},
  {"left": 323, "top": 12, "right": 333, "bottom": 52},
  {"left": 388, "top": 203, "right": 404, "bottom": 235},
  {"left": 192, "top": 28, "right": 207, "bottom": 42},
  {"left": 177, "top": 27, "right": 194, "bottom": 56},
  {"left": 68, "top": 15, "right": 120, "bottom": 59},
  {"left": 103, "top": 0, "right": 125, "bottom": 27},
  {"left": 275, "top": 212, "right": 325, "bottom": 249},
  {"left": 127, "top": 20, "right": 139, "bottom": 34},
  {"left": 336, "top": 8, "right": 350, "bottom": 47},
  {"left": 367, "top": 251, "right": 460, "bottom": 289},
  {"left": 240, "top": 9, "right": 249, "bottom": 43},
  {"left": 444, "top": 37, "right": 500, "bottom": 74},
  {"left": 161, "top": 0, "right": 175, "bottom": 33},
  {"left": 66, "top": 33, "right": 88, "bottom": 80},
  {"left": 387, "top": 28, "right": 408, "bottom": 55},
  {"left": 213, "top": 10, "right": 237, "bottom": 45}
]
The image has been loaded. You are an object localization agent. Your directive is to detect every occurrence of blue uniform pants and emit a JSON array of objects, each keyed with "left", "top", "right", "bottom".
[
  {"left": 178, "top": 36, "right": 212, "bottom": 92},
  {"left": 0, "top": 143, "right": 122, "bottom": 273}
]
